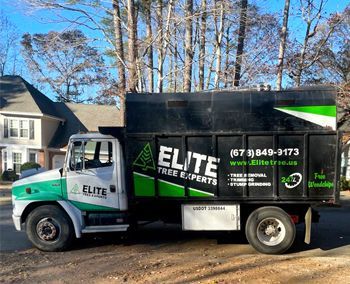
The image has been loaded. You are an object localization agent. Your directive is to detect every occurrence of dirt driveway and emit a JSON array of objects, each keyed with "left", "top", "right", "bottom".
[{"left": 1, "top": 192, "right": 350, "bottom": 283}]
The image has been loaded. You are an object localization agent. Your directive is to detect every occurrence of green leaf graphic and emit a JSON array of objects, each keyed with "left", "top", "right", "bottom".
[
  {"left": 70, "top": 184, "right": 80, "bottom": 194},
  {"left": 133, "top": 143, "right": 156, "bottom": 171}
]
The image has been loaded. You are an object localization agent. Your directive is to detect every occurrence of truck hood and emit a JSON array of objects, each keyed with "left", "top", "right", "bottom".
[{"left": 13, "top": 168, "right": 62, "bottom": 188}]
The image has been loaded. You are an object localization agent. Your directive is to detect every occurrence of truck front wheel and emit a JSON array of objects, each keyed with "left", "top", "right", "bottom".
[
  {"left": 245, "top": 207, "right": 296, "bottom": 254},
  {"left": 26, "top": 205, "right": 74, "bottom": 252}
]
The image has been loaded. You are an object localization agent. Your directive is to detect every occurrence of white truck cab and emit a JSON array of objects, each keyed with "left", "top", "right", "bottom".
[{"left": 12, "top": 133, "right": 129, "bottom": 251}]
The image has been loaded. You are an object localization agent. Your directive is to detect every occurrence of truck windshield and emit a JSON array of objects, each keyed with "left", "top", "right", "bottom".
[{"left": 70, "top": 141, "right": 84, "bottom": 171}]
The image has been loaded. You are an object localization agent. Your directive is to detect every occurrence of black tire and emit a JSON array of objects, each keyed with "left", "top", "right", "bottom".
[
  {"left": 245, "top": 206, "right": 296, "bottom": 254},
  {"left": 26, "top": 205, "right": 75, "bottom": 252}
]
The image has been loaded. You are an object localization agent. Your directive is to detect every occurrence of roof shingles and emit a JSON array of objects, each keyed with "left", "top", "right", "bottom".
[
  {"left": 0, "top": 75, "right": 61, "bottom": 118},
  {"left": 1, "top": 75, "right": 122, "bottom": 148}
]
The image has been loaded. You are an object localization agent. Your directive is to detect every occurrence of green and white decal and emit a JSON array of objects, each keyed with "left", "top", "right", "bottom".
[
  {"left": 132, "top": 144, "right": 218, "bottom": 198},
  {"left": 274, "top": 105, "right": 336, "bottom": 130},
  {"left": 12, "top": 169, "right": 64, "bottom": 201},
  {"left": 133, "top": 143, "right": 156, "bottom": 171}
]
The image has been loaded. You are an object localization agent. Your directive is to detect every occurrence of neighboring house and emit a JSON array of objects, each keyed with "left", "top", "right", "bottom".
[
  {"left": 0, "top": 75, "right": 122, "bottom": 174},
  {"left": 339, "top": 102, "right": 350, "bottom": 180},
  {"left": 341, "top": 133, "right": 350, "bottom": 180},
  {"left": 343, "top": 142, "right": 350, "bottom": 179}
]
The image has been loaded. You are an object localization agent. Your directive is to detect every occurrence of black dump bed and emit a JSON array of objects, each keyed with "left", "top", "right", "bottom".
[{"left": 104, "top": 88, "right": 341, "bottom": 204}]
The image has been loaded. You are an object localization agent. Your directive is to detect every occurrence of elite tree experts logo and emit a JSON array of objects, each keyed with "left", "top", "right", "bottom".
[{"left": 133, "top": 143, "right": 156, "bottom": 171}]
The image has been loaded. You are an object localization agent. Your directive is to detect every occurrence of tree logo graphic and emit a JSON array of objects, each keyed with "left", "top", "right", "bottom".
[
  {"left": 70, "top": 184, "right": 80, "bottom": 194},
  {"left": 133, "top": 143, "right": 156, "bottom": 171}
]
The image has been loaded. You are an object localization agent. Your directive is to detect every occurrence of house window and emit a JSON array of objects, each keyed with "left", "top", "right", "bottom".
[
  {"left": 29, "top": 152, "right": 37, "bottom": 163},
  {"left": 3, "top": 151, "right": 7, "bottom": 171},
  {"left": 20, "top": 120, "right": 29, "bottom": 138},
  {"left": 7, "top": 119, "right": 34, "bottom": 139},
  {"left": 13, "top": 152, "right": 22, "bottom": 174},
  {"left": 10, "top": 120, "right": 19, "bottom": 137}
]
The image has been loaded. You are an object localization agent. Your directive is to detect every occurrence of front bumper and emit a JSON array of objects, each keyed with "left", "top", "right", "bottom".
[{"left": 12, "top": 214, "right": 22, "bottom": 231}]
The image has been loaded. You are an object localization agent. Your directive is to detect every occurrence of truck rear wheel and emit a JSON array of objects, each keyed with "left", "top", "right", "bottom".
[
  {"left": 245, "top": 207, "right": 296, "bottom": 254},
  {"left": 26, "top": 205, "right": 74, "bottom": 252}
]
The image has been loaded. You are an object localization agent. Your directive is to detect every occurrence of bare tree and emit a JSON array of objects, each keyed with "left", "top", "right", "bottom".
[
  {"left": 0, "top": 12, "right": 20, "bottom": 76},
  {"left": 198, "top": 0, "right": 207, "bottom": 90},
  {"left": 214, "top": 0, "right": 225, "bottom": 88},
  {"left": 156, "top": 0, "right": 164, "bottom": 92},
  {"left": 127, "top": 0, "right": 138, "bottom": 91},
  {"left": 288, "top": 0, "right": 341, "bottom": 86},
  {"left": 112, "top": 0, "right": 126, "bottom": 92},
  {"left": 276, "top": 0, "right": 290, "bottom": 90},
  {"left": 316, "top": 8, "right": 350, "bottom": 85},
  {"left": 143, "top": 0, "right": 154, "bottom": 92},
  {"left": 21, "top": 30, "right": 107, "bottom": 102},
  {"left": 224, "top": 26, "right": 231, "bottom": 87},
  {"left": 233, "top": 0, "right": 248, "bottom": 86},
  {"left": 184, "top": 0, "right": 193, "bottom": 92}
]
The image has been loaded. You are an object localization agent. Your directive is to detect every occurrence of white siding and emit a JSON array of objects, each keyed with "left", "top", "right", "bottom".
[
  {"left": 342, "top": 143, "right": 350, "bottom": 180},
  {"left": 0, "top": 113, "right": 42, "bottom": 147},
  {"left": 0, "top": 113, "right": 60, "bottom": 173}
]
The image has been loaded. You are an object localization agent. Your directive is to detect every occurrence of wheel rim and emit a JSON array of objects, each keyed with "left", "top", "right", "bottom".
[
  {"left": 256, "top": 217, "right": 286, "bottom": 246},
  {"left": 36, "top": 218, "right": 61, "bottom": 242}
]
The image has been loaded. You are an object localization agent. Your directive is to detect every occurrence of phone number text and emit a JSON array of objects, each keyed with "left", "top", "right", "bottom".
[{"left": 230, "top": 148, "right": 300, "bottom": 158}]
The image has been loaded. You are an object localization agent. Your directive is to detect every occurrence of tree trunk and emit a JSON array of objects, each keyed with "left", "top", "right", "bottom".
[
  {"left": 174, "top": 23, "right": 178, "bottom": 92},
  {"left": 198, "top": 0, "right": 206, "bottom": 91},
  {"left": 145, "top": 0, "right": 154, "bottom": 92},
  {"left": 233, "top": 0, "right": 248, "bottom": 87},
  {"left": 295, "top": 16, "right": 312, "bottom": 87},
  {"left": 224, "top": 26, "right": 230, "bottom": 88},
  {"left": 156, "top": 0, "right": 163, "bottom": 92},
  {"left": 276, "top": 0, "right": 290, "bottom": 91},
  {"left": 127, "top": 0, "right": 138, "bottom": 91},
  {"left": 214, "top": 0, "right": 224, "bottom": 89},
  {"left": 184, "top": 0, "right": 193, "bottom": 92},
  {"left": 112, "top": 0, "right": 126, "bottom": 92}
]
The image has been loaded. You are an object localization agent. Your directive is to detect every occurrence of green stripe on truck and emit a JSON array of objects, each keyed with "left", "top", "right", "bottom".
[
  {"left": 133, "top": 172, "right": 213, "bottom": 197},
  {"left": 12, "top": 179, "right": 63, "bottom": 201},
  {"left": 275, "top": 105, "right": 336, "bottom": 117}
]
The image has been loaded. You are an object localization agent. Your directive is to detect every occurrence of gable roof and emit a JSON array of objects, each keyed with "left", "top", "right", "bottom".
[
  {"left": 49, "top": 102, "right": 122, "bottom": 148},
  {"left": 0, "top": 75, "right": 62, "bottom": 119}
]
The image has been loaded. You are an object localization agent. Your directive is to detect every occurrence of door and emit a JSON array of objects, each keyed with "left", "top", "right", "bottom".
[
  {"left": 53, "top": 154, "right": 65, "bottom": 169},
  {"left": 65, "top": 138, "right": 119, "bottom": 209}
]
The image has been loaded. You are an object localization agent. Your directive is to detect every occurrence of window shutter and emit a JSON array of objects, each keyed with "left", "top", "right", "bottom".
[
  {"left": 4, "top": 118, "right": 8, "bottom": 138},
  {"left": 29, "top": 120, "right": 35, "bottom": 140}
]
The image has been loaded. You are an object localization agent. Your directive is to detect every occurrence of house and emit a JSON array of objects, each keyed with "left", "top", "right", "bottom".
[
  {"left": 0, "top": 75, "right": 122, "bottom": 174},
  {"left": 342, "top": 134, "right": 350, "bottom": 180},
  {"left": 339, "top": 101, "right": 350, "bottom": 179}
]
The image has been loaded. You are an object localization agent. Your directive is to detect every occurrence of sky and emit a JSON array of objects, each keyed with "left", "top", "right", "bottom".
[
  {"left": 1, "top": 0, "right": 349, "bottom": 100},
  {"left": 3, "top": 0, "right": 348, "bottom": 35}
]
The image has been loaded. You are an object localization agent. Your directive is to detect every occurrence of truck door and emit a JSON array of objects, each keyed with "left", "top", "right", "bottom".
[{"left": 65, "top": 139, "right": 119, "bottom": 210}]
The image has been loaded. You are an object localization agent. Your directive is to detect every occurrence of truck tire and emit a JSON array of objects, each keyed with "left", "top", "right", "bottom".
[
  {"left": 26, "top": 205, "right": 74, "bottom": 252},
  {"left": 245, "top": 206, "right": 296, "bottom": 254}
]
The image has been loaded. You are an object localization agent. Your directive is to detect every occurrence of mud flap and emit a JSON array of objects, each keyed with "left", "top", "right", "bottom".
[{"left": 304, "top": 207, "right": 312, "bottom": 244}]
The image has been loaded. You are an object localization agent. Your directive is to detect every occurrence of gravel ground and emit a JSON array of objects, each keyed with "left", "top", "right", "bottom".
[{"left": 1, "top": 188, "right": 350, "bottom": 284}]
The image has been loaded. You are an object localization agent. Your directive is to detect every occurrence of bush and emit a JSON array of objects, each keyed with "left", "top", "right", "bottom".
[
  {"left": 20, "top": 162, "right": 41, "bottom": 173},
  {"left": 340, "top": 176, "right": 350, "bottom": 191},
  {"left": 0, "top": 170, "right": 18, "bottom": 181}
]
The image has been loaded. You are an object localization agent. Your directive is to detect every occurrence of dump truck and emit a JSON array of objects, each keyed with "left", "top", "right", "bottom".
[{"left": 11, "top": 87, "right": 341, "bottom": 254}]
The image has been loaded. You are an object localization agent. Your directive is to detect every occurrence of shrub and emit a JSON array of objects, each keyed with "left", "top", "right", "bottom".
[
  {"left": 20, "top": 162, "right": 41, "bottom": 173},
  {"left": 340, "top": 176, "right": 350, "bottom": 191},
  {"left": 0, "top": 170, "right": 18, "bottom": 181}
]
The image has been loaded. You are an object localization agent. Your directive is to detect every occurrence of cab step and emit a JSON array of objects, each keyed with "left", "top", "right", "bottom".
[{"left": 82, "top": 224, "right": 129, "bottom": 233}]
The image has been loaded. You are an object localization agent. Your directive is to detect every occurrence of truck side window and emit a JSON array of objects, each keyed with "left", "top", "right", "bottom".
[{"left": 84, "top": 141, "right": 113, "bottom": 169}]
